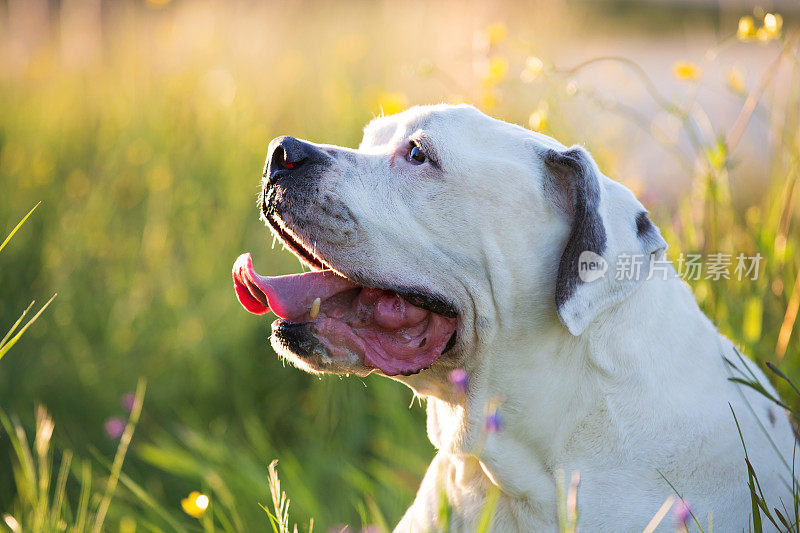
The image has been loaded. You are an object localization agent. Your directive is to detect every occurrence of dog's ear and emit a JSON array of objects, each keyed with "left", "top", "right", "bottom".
[{"left": 542, "top": 145, "right": 667, "bottom": 335}]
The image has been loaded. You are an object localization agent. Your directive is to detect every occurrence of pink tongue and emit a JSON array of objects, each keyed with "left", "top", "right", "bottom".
[
  {"left": 232, "top": 253, "right": 357, "bottom": 321},
  {"left": 232, "top": 252, "right": 458, "bottom": 376}
]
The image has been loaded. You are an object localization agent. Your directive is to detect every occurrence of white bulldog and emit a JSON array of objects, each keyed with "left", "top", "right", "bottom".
[{"left": 233, "top": 104, "right": 797, "bottom": 531}]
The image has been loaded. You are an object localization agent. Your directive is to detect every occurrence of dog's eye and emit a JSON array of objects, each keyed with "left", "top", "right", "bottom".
[{"left": 407, "top": 141, "right": 427, "bottom": 165}]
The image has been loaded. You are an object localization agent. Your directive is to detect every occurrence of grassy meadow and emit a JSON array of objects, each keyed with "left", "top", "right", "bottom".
[{"left": 1, "top": 1, "right": 800, "bottom": 531}]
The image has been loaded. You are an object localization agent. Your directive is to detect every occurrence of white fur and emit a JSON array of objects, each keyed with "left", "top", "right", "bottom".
[{"left": 280, "top": 104, "right": 797, "bottom": 531}]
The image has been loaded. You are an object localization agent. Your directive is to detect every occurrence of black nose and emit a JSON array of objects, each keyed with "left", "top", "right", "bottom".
[{"left": 267, "top": 136, "right": 327, "bottom": 180}]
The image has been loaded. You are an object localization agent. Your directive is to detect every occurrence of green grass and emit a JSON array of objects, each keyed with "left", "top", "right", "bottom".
[
  {"left": 0, "top": 203, "right": 55, "bottom": 364},
  {"left": 1, "top": 3, "right": 800, "bottom": 531}
]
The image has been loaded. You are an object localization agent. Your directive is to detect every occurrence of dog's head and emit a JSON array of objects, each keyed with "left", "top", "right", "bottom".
[{"left": 233, "top": 104, "right": 666, "bottom": 383}]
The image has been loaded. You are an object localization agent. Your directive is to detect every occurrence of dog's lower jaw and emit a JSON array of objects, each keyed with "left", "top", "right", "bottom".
[{"left": 387, "top": 364, "right": 461, "bottom": 401}]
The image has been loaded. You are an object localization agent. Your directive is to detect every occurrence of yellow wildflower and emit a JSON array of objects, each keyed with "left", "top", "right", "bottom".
[
  {"left": 763, "top": 13, "right": 782, "bottom": 39},
  {"left": 672, "top": 61, "right": 701, "bottom": 82},
  {"left": 483, "top": 56, "right": 508, "bottom": 86},
  {"left": 528, "top": 102, "right": 549, "bottom": 131},
  {"left": 480, "top": 89, "right": 498, "bottom": 110},
  {"left": 528, "top": 111, "right": 546, "bottom": 131},
  {"left": 725, "top": 67, "right": 746, "bottom": 94},
  {"left": 520, "top": 56, "right": 544, "bottom": 83},
  {"left": 737, "top": 13, "right": 782, "bottom": 42},
  {"left": 704, "top": 140, "right": 727, "bottom": 170},
  {"left": 485, "top": 22, "right": 508, "bottom": 47},
  {"left": 377, "top": 92, "right": 408, "bottom": 115},
  {"left": 737, "top": 15, "right": 756, "bottom": 41},
  {"left": 181, "top": 492, "right": 209, "bottom": 518}
]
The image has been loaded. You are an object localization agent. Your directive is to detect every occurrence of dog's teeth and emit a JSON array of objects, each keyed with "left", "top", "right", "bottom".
[{"left": 309, "top": 297, "right": 321, "bottom": 319}]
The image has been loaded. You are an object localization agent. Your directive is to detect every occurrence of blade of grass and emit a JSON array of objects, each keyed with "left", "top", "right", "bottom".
[
  {"left": 730, "top": 404, "right": 762, "bottom": 533},
  {"left": 50, "top": 450, "right": 72, "bottom": 527},
  {"left": 730, "top": 405, "right": 783, "bottom": 531},
  {"left": 90, "top": 451, "right": 185, "bottom": 532},
  {"left": 91, "top": 377, "right": 146, "bottom": 533},
  {"left": 728, "top": 377, "right": 794, "bottom": 414},
  {"left": 475, "top": 484, "right": 500, "bottom": 533},
  {"left": 208, "top": 496, "right": 238, "bottom": 533},
  {"left": 794, "top": 437, "right": 798, "bottom": 532},
  {"left": 766, "top": 362, "right": 800, "bottom": 399},
  {"left": 259, "top": 503, "right": 282, "bottom": 533},
  {"left": 267, "top": 460, "right": 289, "bottom": 533},
  {"left": 0, "top": 294, "right": 57, "bottom": 362},
  {"left": 642, "top": 495, "right": 675, "bottom": 533},
  {"left": 749, "top": 468, "right": 764, "bottom": 532},
  {"left": 730, "top": 346, "right": 761, "bottom": 383},
  {"left": 558, "top": 470, "right": 580, "bottom": 533},
  {"left": 0, "top": 202, "right": 40, "bottom": 254},
  {"left": 437, "top": 485, "right": 451, "bottom": 532},
  {"left": 263, "top": 459, "right": 313, "bottom": 533},
  {"left": 656, "top": 470, "right": 705, "bottom": 532},
  {"left": 0, "top": 411, "right": 37, "bottom": 505},
  {"left": 777, "top": 267, "right": 800, "bottom": 358},
  {"left": 70, "top": 460, "right": 92, "bottom": 533},
  {"left": 203, "top": 472, "right": 245, "bottom": 533},
  {"left": 725, "top": 350, "right": 797, "bottom": 478},
  {"left": 746, "top": 457, "right": 781, "bottom": 530},
  {"left": 0, "top": 301, "right": 34, "bottom": 348},
  {"left": 773, "top": 506, "right": 792, "bottom": 531},
  {"left": 35, "top": 407, "right": 54, "bottom": 531},
  {"left": 364, "top": 493, "right": 389, "bottom": 533}
]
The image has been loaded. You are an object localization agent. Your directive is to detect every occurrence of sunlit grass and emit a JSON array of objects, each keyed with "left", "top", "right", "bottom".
[{"left": 0, "top": 381, "right": 145, "bottom": 532}]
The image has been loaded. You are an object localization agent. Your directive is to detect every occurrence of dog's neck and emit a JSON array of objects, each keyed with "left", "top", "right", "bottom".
[{"left": 402, "top": 266, "right": 722, "bottom": 502}]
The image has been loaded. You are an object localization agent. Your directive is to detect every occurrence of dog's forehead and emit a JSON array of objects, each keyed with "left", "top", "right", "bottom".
[
  {"left": 360, "top": 104, "right": 493, "bottom": 149},
  {"left": 359, "top": 104, "right": 563, "bottom": 161}
]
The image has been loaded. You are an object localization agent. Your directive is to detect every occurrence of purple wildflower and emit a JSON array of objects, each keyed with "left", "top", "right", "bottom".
[
  {"left": 448, "top": 368, "right": 469, "bottom": 393},
  {"left": 121, "top": 392, "right": 135, "bottom": 413},
  {"left": 484, "top": 409, "right": 503, "bottom": 434},
  {"left": 104, "top": 417, "right": 125, "bottom": 439},
  {"left": 673, "top": 499, "right": 692, "bottom": 525}
]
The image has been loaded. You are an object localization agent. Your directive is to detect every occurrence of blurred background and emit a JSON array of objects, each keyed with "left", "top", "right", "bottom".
[{"left": 1, "top": 0, "right": 799, "bottom": 530}]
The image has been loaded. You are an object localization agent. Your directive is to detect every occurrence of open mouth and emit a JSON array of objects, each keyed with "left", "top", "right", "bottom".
[{"left": 232, "top": 220, "right": 458, "bottom": 376}]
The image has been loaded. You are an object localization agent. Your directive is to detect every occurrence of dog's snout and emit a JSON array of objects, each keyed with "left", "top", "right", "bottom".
[
  {"left": 270, "top": 136, "right": 307, "bottom": 170},
  {"left": 267, "top": 136, "right": 328, "bottom": 180}
]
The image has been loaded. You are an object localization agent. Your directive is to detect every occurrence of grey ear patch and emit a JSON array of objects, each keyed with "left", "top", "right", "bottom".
[
  {"left": 635, "top": 211, "right": 666, "bottom": 255},
  {"left": 635, "top": 211, "right": 652, "bottom": 237},
  {"left": 543, "top": 147, "right": 608, "bottom": 312},
  {"left": 542, "top": 146, "right": 668, "bottom": 335}
]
